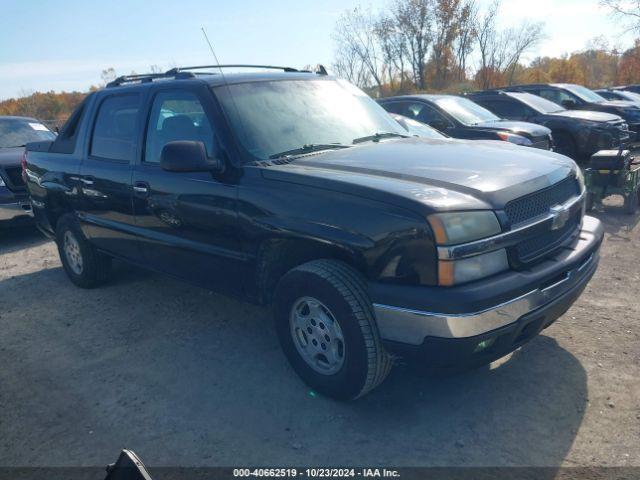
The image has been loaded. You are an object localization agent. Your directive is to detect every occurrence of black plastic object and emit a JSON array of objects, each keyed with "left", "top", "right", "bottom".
[
  {"left": 588, "top": 149, "right": 633, "bottom": 170},
  {"left": 105, "top": 450, "right": 154, "bottom": 480}
]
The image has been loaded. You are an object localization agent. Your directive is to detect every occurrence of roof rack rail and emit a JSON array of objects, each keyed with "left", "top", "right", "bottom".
[
  {"left": 167, "top": 64, "right": 301, "bottom": 74},
  {"left": 106, "top": 63, "right": 330, "bottom": 88},
  {"left": 106, "top": 71, "right": 196, "bottom": 88}
]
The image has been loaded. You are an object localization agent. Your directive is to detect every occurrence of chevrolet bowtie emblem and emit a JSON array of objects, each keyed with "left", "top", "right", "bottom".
[{"left": 550, "top": 204, "right": 571, "bottom": 230}]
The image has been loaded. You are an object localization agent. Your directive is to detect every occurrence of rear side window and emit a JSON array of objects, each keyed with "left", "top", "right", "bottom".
[
  {"left": 50, "top": 96, "right": 89, "bottom": 154},
  {"left": 144, "top": 90, "right": 216, "bottom": 164},
  {"left": 90, "top": 94, "right": 141, "bottom": 162}
]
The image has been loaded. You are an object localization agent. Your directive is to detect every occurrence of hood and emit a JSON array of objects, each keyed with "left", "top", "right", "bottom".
[
  {"left": 262, "top": 138, "right": 576, "bottom": 213},
  {"left": 0, "top": 147, "right": 24, "bottom": 168},
  {"left": 473, "top": 120, "right": 551, "bottom": 137},
  {"left": 550, "top": 109, "right": 622, "bottom": 123}
]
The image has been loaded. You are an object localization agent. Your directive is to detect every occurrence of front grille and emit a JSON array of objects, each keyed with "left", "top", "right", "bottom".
[
  {"left": 515, "top": 213, "right": 580, "bottom": 262},
  {"left": 505, "top": 177, "right": 580, "bottom": 226},
  {"left": 2, "top": 166, "right": 25, "bottom": 189},
  {"left": 506, "top": 177, "right": 582, "bottom": 265},
  {"left": 531, "top": 138, "right": 550, "bottom": 150}
]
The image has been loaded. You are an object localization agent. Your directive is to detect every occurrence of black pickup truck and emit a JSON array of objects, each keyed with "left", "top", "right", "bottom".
[{"left": 24, "top": 67, "right": 603, "bottom": 400}]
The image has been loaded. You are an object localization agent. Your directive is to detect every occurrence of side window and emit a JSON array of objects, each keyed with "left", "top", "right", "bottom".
[
  {"left": 539, "top": 89, "right": 576, "bottom": 105},
  {"left": 380, "top": 102, "right": 406, "bottom": 116},
  {"left": 484, "top": 100, "right": 528, "bottom": 119},
  {"left": 90, "top": 94, "right": 141, "bottom": 162},
  {"left": 50, "top": 96, "right": 90, "bottom": 154},
  {"left": 144, "top": 90, "right": 216, "bottom": 164},
  {"left": 406, "top": 103, "right": 451, "bottom": 128}
]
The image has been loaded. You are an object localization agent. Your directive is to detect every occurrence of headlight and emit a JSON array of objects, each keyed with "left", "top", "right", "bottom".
[
  {"left": 496, "top": 132, "right": 533, "bottom": 146},
  {"left": 438, "top": 249, "right": 509, "bottom": 286},
  {"left": 428, "top": 211, "right": 502, "bottom": 245},
  {"left": 0, "top": 175, "right": 5, "bottom": 187}
]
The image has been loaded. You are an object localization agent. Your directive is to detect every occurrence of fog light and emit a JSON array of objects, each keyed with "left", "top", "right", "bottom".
[{"left": 473, "top": 338, "right": 496, "bottom": 353}]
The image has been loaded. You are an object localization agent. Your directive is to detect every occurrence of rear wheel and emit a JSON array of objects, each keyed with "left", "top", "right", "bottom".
[
  {"left": 56, "top": 215, "right": 112, "bottom": 288},
  {"left": 274, "top": 259, "right": 392, "bottom": 400}
]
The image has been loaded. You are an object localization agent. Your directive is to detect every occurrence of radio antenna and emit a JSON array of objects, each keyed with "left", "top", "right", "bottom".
[{"left": 201, "top": 27, "right": 226, "bottom": 79}]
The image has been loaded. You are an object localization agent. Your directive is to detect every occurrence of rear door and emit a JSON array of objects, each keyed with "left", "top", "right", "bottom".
[
  {"left": 77, "top": 92, "right": 143, "bottom": 260},
  {"left": 131, "top": 85, "right": 244, "bottom": 295}
]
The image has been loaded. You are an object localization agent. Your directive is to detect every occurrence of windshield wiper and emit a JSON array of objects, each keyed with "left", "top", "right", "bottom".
[
  {"left": 352, "top": 132, "right": 408, "bottom": 144},
  {"left": 269, "top": 143, "right": 350, "bottom": 159},
  {"left": 2, "top": 144, "right": 26, "bottom": 148}
]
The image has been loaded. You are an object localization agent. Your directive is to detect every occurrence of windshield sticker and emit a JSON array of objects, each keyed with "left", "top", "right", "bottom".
[{"left": 28, "top": 122, "right": 49, "bottom": 131}]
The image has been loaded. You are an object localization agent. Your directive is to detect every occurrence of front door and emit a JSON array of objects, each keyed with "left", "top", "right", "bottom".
[{"left": 131, "top": 87, "right": 245, "bottom": 295}]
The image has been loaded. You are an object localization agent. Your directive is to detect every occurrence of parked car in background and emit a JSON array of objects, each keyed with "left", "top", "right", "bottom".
[
  {"left": 25, "top": 67, "right": 603, "bottom": 399},
  {"left": 467, "top": 90, "right": 630, "bottom": 160},
  {"left": 390, "top": 113, "right": 448, "bottom": 139},
  {"left": 378, "top": 94, "right": 554, "bottom": 150},
  {"left": 1, "top": 116, "right": 56, "bottom": 225},
  {"left": 504, "top": 83, "right": 640, "bottom": 135},
  {"left": 612, "top": 84, "right": 640, "bottom": 94},
  {"left": 595, "top": 88, "right": 640, "bottom": 106}
]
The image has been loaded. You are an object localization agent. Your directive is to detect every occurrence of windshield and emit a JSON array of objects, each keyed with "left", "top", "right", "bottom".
[
  {"left": 216, "top": 78, "right": 405, "bottom": 160},
  {"left": 509, "top": 92, "right": 565, "bottom": 114},
  {"left": 562, "top": 85, "right": 608, "bottom": 103},
  {"left": 432, "top": 96, "right": 500, "bottom": 125},
  {"left": 0, "top": 118, "right": 55, "bottom": 148}
]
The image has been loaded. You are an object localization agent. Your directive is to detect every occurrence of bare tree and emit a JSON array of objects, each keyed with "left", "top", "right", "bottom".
[
  {"left": 332, "top": 43, "right": 372, "bottom": 88},
  {"left": 333, "top": 7, "right": 385, "bottom": 89},
  {"left": 475, "top": 1, "right": 544, "bottom": 88},
  {"left": 392, "top": 0, "right": 435, "bottom": 90},
  {"left": 431, "top": 0, "right": 466, "bottom": 88},
  {"left": 601, "top": 0, "right": 640, "bottom": 32},
  {"left": 502, "top": 21, "right": 545, "bottom": 84},
  {"left": 453, "top": 0, "right": 477, "bottom": 82},
  {"left": 374, "top": 15, "right": 409, "bottom": 90}
]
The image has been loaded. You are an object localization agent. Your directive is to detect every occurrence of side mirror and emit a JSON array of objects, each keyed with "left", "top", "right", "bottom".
[
  {"left": 561, "top": 99, "right": 577, "bottom": 109},
  {"left": 160, "top": 141, "right": 223, "bottom": 173}
]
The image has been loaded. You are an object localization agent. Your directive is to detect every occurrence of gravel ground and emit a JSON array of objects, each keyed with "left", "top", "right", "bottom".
[{"left": 0, "top": 200, "right": 638, "bottom": 469}]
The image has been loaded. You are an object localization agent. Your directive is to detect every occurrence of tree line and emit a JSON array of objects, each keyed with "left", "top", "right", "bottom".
[{"left": 332, "top": 0, "right": 640, "bottom": 95}]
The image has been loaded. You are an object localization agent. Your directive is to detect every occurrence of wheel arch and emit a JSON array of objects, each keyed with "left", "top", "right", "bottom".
[{"left": 255, "top": 237, "right": 367, "bottom": 305}]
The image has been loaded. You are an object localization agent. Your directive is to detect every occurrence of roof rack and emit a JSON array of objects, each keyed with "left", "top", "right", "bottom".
[
  {"left": 106, "top": 71, "right": 196, "bottom": 87},
  {"left": 106, "top": 64, "right": 329, "bottom": 88}
]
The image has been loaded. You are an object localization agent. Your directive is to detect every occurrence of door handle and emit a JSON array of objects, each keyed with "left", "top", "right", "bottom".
[{"left": 133, "top": 181, "right": 150, "bottom": 196}]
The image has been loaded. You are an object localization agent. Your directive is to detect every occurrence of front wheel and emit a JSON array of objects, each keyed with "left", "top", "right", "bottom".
[
  {"left": 274, "top": 260, "right": 392, "bottom": 400},
  {"left": 56, "top": 215, "right": 112, "bottom": 288}
]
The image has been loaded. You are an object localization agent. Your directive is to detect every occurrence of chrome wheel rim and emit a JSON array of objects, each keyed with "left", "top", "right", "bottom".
[
  {"left": 289, "top": 296, "right": 345, "bottom": 375},
  {"left": 63, "top": 231, "right": 83, "bottom": 275}
]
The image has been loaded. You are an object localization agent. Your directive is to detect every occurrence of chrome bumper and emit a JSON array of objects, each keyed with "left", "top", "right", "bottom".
[
  {"left": 374, "top": 217, "right": 603, "bottom": 344},
  {"left": 0, "top": 201, "right": 33, "bottom": 222}
]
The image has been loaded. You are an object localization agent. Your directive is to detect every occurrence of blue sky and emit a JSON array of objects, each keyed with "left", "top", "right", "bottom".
[{"left": 0, "top": 0, "right": 634, "bottom": 100}]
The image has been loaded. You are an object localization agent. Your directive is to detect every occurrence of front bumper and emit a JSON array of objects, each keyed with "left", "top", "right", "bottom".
[{"left": 371, "top": 216, "right": 603, "bottom": 364}]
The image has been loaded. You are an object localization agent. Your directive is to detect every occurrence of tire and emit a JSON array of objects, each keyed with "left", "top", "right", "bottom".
[
  {"left": 55, "top": 214, "right": 112, "bottom": 288},
  {"left": 624, "top": 190, "right": 639, "bottom": 214},
  {"left": 553, "top": 132, "right": 577, "bottom": 160},
  {"left": 274, "top": 259, "right": 392, "bottom": 400}
]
